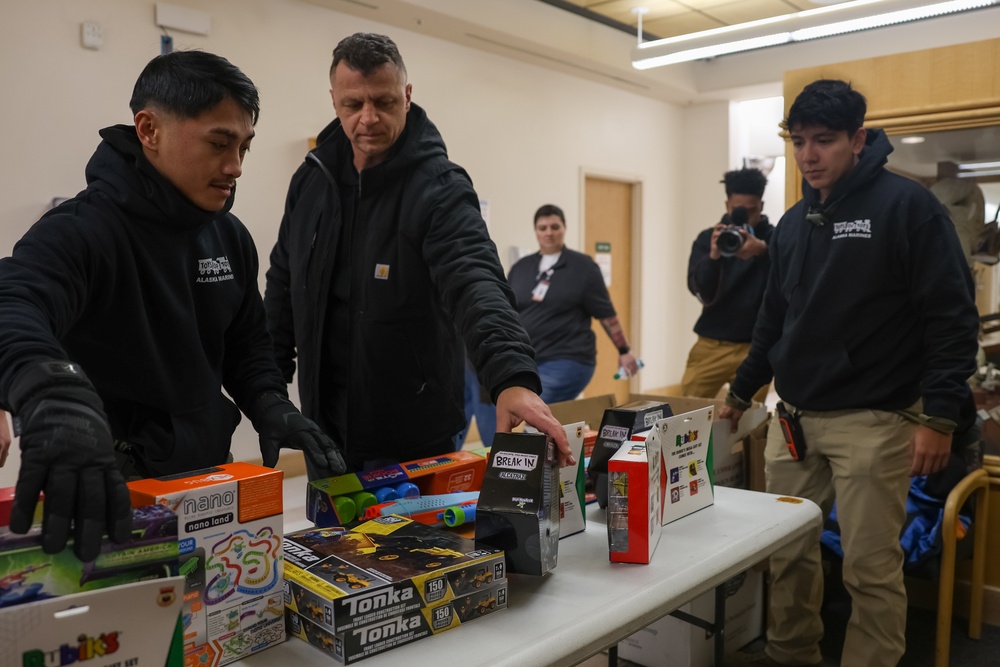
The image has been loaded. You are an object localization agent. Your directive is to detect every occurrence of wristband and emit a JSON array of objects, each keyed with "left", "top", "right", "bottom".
[
  {"left": 617, "top": 345, "right": 630, "bottom": 355},
  {"left": 725, "top": 391, "right": 752, "bottom": 411}
]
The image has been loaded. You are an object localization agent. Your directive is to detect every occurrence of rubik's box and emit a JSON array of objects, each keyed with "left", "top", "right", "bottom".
[
  {"left": 283, "top": 516, "right": 506, "bottom": 663},
  {"left": 0, "top": 502, "right": 179, "bottom": 608},
  {"left": 307, "top": 450, "right": 487, "bottom": 527},
  {"left": 588, "top": 400, "right": 672, "bottom": 508},
  {"left": 128, "top": 463, "right": 285, "bottom": 666},
  {"left": 652, "top": 406, "right": 716, "bottom": 525},
  {"left": 475, "top": 432, "right": 560, "bottom": 575},
  {"left": 607, "top": 435, "right": 663, "bottom": 564}
]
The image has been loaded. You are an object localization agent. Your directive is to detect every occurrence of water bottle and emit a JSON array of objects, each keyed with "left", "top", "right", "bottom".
[{"left": 614, "top": 358, "right": 645, "bottom": 380}]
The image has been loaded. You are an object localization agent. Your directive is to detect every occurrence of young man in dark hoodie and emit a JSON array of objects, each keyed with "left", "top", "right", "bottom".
[
  {"left": 681, "top": 167, "right": 772, "bottom": 401},
  {"left": 721, "top": 80, "right": 979, "bottom": 667},
  {"left": 0, "top": 51, "right": 345, "bottom": 563},
  {"left": 265, "top": 33, "right": 571, "bottom": 474}
]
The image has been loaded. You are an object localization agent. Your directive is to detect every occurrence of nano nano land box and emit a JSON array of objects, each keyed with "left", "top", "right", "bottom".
[
  {"left": 283, "top": 516, "right": 506, "bottom": 663},
  {"left": 307, "top": 451, "right": 487, "bottom": 527},
  {"left": 0, "top": 503, "right": 179, "bottom": 608},
  {"left": 128, "top": 463, "right": 285, "bottom": 666}
]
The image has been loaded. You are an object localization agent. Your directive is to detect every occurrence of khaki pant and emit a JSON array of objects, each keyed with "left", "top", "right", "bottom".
[
  {"left": 764, "top": 405, "right": 914, "bottom": 667},
  {"left": 680, "top": 336, "right": 769, "bottom": 402}
]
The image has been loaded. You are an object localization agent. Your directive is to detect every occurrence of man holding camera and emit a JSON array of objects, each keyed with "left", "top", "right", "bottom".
[{"left": 680, "top": 167, "right": 771, "bottom": 400}]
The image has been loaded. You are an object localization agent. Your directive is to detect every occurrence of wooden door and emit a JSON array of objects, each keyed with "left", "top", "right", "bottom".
[{"left": 583, "top": 177, "right": 635, "bottom": 405}]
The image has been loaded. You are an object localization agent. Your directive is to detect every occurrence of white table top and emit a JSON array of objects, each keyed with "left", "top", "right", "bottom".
[{"left": 244, "top": 481, "right": 821, "bottom": 667}]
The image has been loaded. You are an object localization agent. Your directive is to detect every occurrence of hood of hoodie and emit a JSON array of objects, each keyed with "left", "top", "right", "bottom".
[
  {"left": 801, "top": 127, "right": 893, "bottom": 215},
  {"left": 85, "top": 124, "right": 236, "bottom": 229},
  {"left": 311, "top": 103, "right": 448, "bottom": 182}
]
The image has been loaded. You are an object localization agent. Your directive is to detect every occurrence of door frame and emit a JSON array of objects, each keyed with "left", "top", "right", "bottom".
[{"left": 579, "top": 167, "right": 644, "bottom": 395}]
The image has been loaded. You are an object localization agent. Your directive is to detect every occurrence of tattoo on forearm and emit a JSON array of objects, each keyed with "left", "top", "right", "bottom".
[{"left": 599, "top": 317, "right": 628, "bottom": 349}]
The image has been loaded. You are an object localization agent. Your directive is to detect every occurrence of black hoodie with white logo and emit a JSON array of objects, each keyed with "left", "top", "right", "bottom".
[
  {"left": 0, "top": 125, "right": 285, "bottom": 474},
  {"left": 731, "top": 129, "right": 978, "bottom": 423}
]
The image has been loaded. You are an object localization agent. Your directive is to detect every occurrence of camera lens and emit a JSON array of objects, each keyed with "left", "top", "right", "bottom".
[{"left": 717, "top": 229, "right": 744, "bottom": 256}]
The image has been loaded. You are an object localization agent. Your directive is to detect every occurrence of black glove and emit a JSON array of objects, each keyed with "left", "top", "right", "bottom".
[
  {"left": 8, "top": 361, "right": 132, "bottom": 562},
  {"left": 253, "top": 392, "right": 346, "bottom": 477}
]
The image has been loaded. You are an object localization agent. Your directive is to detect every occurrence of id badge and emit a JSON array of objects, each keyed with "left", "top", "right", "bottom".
[{"left": 531, "top": 279, "right": 550, "bottom": 302}]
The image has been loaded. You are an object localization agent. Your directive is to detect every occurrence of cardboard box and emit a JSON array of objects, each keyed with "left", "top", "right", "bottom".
[
  {"left": 618, "top": 568, "right": 765, "bottom": 667},
  {"left": 652, "top": 406, "right": 716, "bottom": 525},
  {"left": 307, "top": 451, "right": 487, "bottom": 527},
  {"left": 128, "top": 463, "right": 285, "bottom": 666},
  {"left": 475, "top": 432, "right": 560, "bottom": 575},
  {"left": 286, "top": 580, "right": 507, "bottom": 664},
  {"left": 746, "top": 419, "right": 770, "bottom": 493},
  {"left": 607, "top": 435, "right": 662, "bottom": 564},
  {"left": 0, "top": 575, "right": 185, "bottom": 667},
  {"left": 588, "top": 400, "right": 672, "bottom": 508},
  {"left": 0, "top": 503, "right": 179, "bottom": 608},
  {"left": 282, "top": 516, "right": 506, "bottom": 637}
]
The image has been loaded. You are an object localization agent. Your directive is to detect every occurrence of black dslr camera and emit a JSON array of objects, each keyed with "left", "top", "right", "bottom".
[{"left": 717, "top": 206, "right": 750, "bottom": 257}]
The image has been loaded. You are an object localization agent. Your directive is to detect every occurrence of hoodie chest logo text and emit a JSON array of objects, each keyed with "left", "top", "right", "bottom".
[
  {"left": 831, "top": 219, "right": 871, "bottom": 240},
  {"left": 196, "top": 256, "right": 235, "bottom": 284}
]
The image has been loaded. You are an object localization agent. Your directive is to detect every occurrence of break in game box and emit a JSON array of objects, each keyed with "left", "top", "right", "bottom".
[
  {"left": 588, "top": 400, "right": 672, "bottom": 508},
  {"left": 283, "top": 515, "right": 506, "bottom": 638},
  {"left": 128, "top": 462, "right": 285, "bottom": 666},
  {"left": 286, "top": 579, "right": 507, "bottom": 664}
]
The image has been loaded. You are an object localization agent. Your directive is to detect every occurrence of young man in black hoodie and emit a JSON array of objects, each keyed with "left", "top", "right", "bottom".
[
  {"left": 265, "top": 33, "right": 571, "bottom": 473},
  {"left": 681, "top": 167, "right": 772, "bottom": 401},
  {"left": 721, "top": 80, "right": 978, "bottom": 667},
  {"left": 0, "top": 51, "right": 345, "bottom": 563}
]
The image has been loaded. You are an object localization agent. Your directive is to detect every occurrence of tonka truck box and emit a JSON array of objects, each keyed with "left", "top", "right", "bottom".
[
  {"left": 607, "top": 434, "right": 663, "bottom": 564},
  {"left": 129, "top": 463, "right": 285, "bottom": 666},
  {"left": 307, "top": 451, "right": 487, "bottom": 527},
  {"left": 474, "top": 432, "right": 560, "bottom": 575},
  {"left": 0, "top": 575, "right": 186, "bottom": 667},
  {"left": 588, "top": 400, "right": 672, "bottom": 509},
  {"left": 286, "top": 579, "right": 508, "bottom": 664},
  {"left": 282, "top": 516, "right": 505, "bottom": 637},
  {"left": 652, "top": 406, "right": 716, "bottom": 525},
  {"left": 0, "top": 503, "right": 178, "bottom": 608}
]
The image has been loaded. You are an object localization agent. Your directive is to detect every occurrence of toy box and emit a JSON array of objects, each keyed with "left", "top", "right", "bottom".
[
  {"left": 619, "top": 568, "right": 765, "bottom": 667},
  {"left": 0, "top": 503, "right": 178, "bottom": 608},
  {"left": 607, "top": 435, "right": 663, "bottom": 564},
  {"left": 475, "top": 432, "right": 560, "bottom": 575},
  {"left": 652, "top": 406, "right": 716, "bottom": 525},
  {"left": 307, "top": 451, "right": 487, "bottom": 527},
  {"left": 128, "top": 463, "right": 285, "bottom": 666},
  {"left": 283, "top": 516, "right": 505, "bottom": 637},
  {"left": 286, "top": 579, "right": 507, "bottom": 664},
  {"left": 588, "top": 400, "right": 672, "bottom": 508},
  {"left": 0, "top": 575, "right": 185, "bottom": 667},
  {"left": 558, "top": 421, "right": 587, "bottom": 538}
]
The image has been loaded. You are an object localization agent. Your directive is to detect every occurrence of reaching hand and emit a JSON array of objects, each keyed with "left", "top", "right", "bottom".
[
  {"left": 495, "top": 386, "right": 575, "bottom": 467},
  {"left": 253, "top": 392, "right": 346, "bottom": 478},
  {"left": 0, "top": 410, "right": 11, "bottom": 467},
  {"left": 9, "top": 361, "right": 132, "bottom": 562}
]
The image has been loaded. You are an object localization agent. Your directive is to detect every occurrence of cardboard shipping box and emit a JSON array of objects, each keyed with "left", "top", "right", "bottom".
[
  {"left": 618, "top": 568, "right": 765, "bottom": 667},
  {"left": 129, "top": 463, "right": 285, "bottom": 666}
]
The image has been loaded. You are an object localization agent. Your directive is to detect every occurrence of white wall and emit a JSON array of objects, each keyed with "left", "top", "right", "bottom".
[{"left": 0, "top": 0, "right": 687, "bottom": 486}]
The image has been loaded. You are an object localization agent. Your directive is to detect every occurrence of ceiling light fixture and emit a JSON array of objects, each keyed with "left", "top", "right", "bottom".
[
  {"left": 632, "top": 0, "right": 999, "bottom": 69},
  {"left": 900, "top": 136, "right": 926, "bottom": 144}
]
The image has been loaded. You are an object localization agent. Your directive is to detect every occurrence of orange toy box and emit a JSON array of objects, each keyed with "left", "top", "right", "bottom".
[
  {"left": 307, "top": 451, "right": 487, "bottom": 527},
  {"left": 129, "top": 463, "right": 285, "bottom": 667}
]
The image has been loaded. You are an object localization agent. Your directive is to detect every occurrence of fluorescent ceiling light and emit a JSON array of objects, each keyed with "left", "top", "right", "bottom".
[
  {"left": 958, "top": 160, "right": 1000, "bottom": 170},
  {"left": 958, "top": 169, "right": 1000, "bottom": 178},
  {"left": 632, "top": 0, "right": 1000, "bottom": 69},
  {"left": 900, "top": 136, "right": 926, "bottom": 144}
]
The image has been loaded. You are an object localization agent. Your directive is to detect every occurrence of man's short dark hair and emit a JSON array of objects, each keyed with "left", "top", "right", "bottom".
[
  {"left": 331, "top": 33, "right": 407, "bottom": 78},
  {"left": 722, "top": 168, "right": 767, "bottom": 198},
  {"left": 534, "top": 204, "right": 566, "bottom": 226},
  {"left": 784, "top": 79, "right": 866, "bottom": 136},
  {"left": 129, "top": 50, "right": 260, "bottom": 125}
]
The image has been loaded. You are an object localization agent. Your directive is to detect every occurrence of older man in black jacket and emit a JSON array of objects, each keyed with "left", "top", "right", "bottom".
[{"left": 265, "top": 33, "right": 570, "bottom": 473}]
